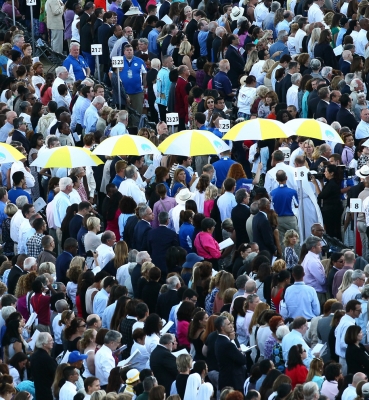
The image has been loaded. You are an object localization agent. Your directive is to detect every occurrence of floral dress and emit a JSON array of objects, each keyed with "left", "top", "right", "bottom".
[
  {"left": 205, "top": 287, "right": 219, "bottom": 316},
  {"left": 272, "top": 342, "right": 285, "bottom": 372},
  {"left": 284, "top": 247, "right": 298, "bottom": 270}
]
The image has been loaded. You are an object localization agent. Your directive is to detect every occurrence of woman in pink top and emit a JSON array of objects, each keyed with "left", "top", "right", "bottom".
[
  {"left": 176, "top": 300, "right": 195, "bottom": 350},
  {"left": 40, "top": 73, "right": 54, "bottom": 106},
  {"left": 194, "top": 218, "right": 222, "bottom": 270},
  {"left": 203, "top": 186, "right": 218, "bottom": 218},
  {"left": 152, "top": 183, "right": 177, "bottom": 228}
]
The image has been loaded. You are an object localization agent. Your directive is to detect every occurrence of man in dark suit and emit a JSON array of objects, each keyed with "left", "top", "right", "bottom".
[
  {"left": 336, "top": 93, "right": 358, "bottom": 132},
  {"left": 79, "top": 2, "right": 94, "bottom": 32},
  {"left": 252, "top": 198, "right": 276, "bottom": 256},
  {"left": 12, "top": 117, "right": 30, "bottom": 153},
  {"left": 135, "top": 38, "right": 157, "bottom": 60},
  {"left": 212, "top": 27, "right": 225, "bottom": 62},
  {"left": 315, "top": 86, "right": 330, "bottom": 119},
  {"left": 98, "top": 12, "right": 114, "bottom": 80},
  {"left": 147, "top": 212, "right": 179, "bottom": 276},
  {"left": 225, "top": 35, "right": 245, "bottom": 88},
  {"left": 308, "top": 80, "right": 327, "bottom": 118},
  {"left": 159, "top": 0, "right": 171, "bottom": 20},
  {"left": 156, "top": 275, "right": 181, "bottom": 321},
  {"left": 150, "top": 333, "right": 178, "bottom": 395},
  {"left": 161, "top": 24, "right": 177, "bottom": 56},
  {"left": 215, "top": 315, "right": 247, "bottom": 392},
  {"left": 132, "top": 205, "right": 154, "bottom": 251},
  {"left": 231, "top": 189, "right": 250, "bottom": 248},
  {"left": 69, "top": 201, "right": 91, "bottom": 240},
  {"left": 131, "top": 251, "right": 152, "bottom": 298},
  {"left": 56, "top": 238, "right": 78, "bottom": 285},
  {"left": 326, "top": 91, "right": 341, "bottom": 124},
  {"left": 93, "top": 8, "right": 104, "bottom": 43},
  {"left": 310, "top": 143, "right": 332, "bottom": 170},
  {"left": 280, "top": 61, "right": 299, "bottom": 103},
  {"left": 7, "top": 254, "right": 27, "bottom": 295}
]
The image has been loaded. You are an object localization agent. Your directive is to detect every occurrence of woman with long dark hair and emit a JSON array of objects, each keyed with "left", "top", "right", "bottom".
[
  {"left": 64, "top": 317, "right": 86, "bottom": 352},
  {"left": 285, "top": 344, "right": 308, "bottom": 388},
  {"left": 61, "top": 204, "right": 79, "bottom": 247},
  {"left": 77, "top": 270, "right": 94, "bottom": 320},
  {"left": 314, "top": 29, "right": 338, "bottom": 69},
  {"left": 30, "top": 102, "right": 43, "bottom": 131},
  {"left": 312, "top": 164, "right": 343, "bottom": 240},
  {"left": 8, "top": 352, "right": 28, "bottom": 385},
  {"left": 40, "top": 72, "right": 54, "bottom": 106},
  {"left": 2, "top": 319, "right": 26, "bottom": 363}
]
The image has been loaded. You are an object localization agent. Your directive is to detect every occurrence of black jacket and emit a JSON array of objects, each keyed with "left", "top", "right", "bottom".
[
  {"left": 132, "top": 220, "right": 152, "bottom": 252},
  {"left": 7, "top": 265, "right": 26, "bottom": 295},
  {"left": 69, "top": 214, "right": 83, "bottom": 240},
  {"left": 98, "top": 23, "right": 113, "bottom": 65},
  {"left": 159, "top": 0, "right": 170, "bottom": 19},
  {"left": 346, "top": 343, "right": 369, "bottom": 376},
  {"left": 225, "top": 46, "right": 245, "bottom": 88},
  {"left": 231, "top": 204, "right": 250, "bottom": 248},
  {"left": 315, "top": 99, "right": 329, "bottom": 119},
  {"left": 314, "top": 42, "right": 338, "bottom": 69},
  {"left": 215, "top": 334, "right": 247, "bottom": 392},
  {"left": 30, "top": 348, "right": 57, "bottom": 400},
  {"left": 142, "top": 280, "right": 162, "bottom": 314},
  {"left": 150, "top": 345, "right": 177, "bottom": 394},
  {"left": 336, "top": 107, "right": 358, "bottom": 132},
  {"left": 280, "top": 73, "right": 292, "bottom": 103},
  {"left": 156, "top": 289, "right": 180, "bottom": 321},
  {"left": 212, "top": 35, "right": 222, "bottom": 62},
  {"left": 252, "top": 211, "right": 276, "bottom": 256},
  {"left": 12, "top": 130, "right": 30, "bottom": 153},
  {"left": 186, "top": 18, "right": 198, "bottom": 45}
]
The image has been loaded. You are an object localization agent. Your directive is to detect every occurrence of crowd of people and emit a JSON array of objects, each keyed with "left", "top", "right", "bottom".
[{"left": 0, "top": 0, "right": 369, "bottom": 400}]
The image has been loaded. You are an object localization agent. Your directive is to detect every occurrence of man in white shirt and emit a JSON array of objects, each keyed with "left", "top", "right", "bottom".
[
  {"left": 265, "top": 150, "right": 297, "bottom": 193},
  {"left": 217, "top": 177, "right": 237, "bottom": 222},
  {"left": 84, "top": 377, "right": 101, "bottom": 400},
  {"left": 53, "top": 177, "right": 73, "bottom": 255},
  {"left": 96, "top": 231, "right": 116, "bottom": 269},
  {"left": 342, "top": 373, "right": 368, "bottom": 400},
  {"left": 59, "top": 366, "right": 79, "bottom": 400},
  {"left": 52, "top": 299, "right": 69, "bottom": 357},
  {"left": 342, "top": 270, "right": 365, "bottom": 305},
  {"left": 93, "top": 276, "right": 117, "bottom": 317},
  {"left": 95, "top": 330, "right": 122, "bottom": 387},
  {"left": 18, "top": 212, "right": 40, "bottom": 255},
  {"left": 286, "top": 73, "right": 301, "bottom": 112},
  {"left": 356, "top": 109, "right": 369, "bottom": 140},
  {"left": 110, "top": 110, "right": 129, "bottom": 136},
  {"left": 52, "top": 67, "right": 71, "bottom": 104},
  {"left": 118, "top": 165, "right": 146, "bottom": 204},
  {"left": 254, "top": 0, "right": 272, "bottom": 27},
  {"left": 356, "top": 18, "right": 369, "bottom": 57},
  {"left": 295, "top": 18, "right": 307, "bottom": 54},
  {"left": 308, "top": 0, "right": 324, "bottom": 23},
  {"left": 335, "top": 300, "right": 362, "bottom": 375},
  {"left": 10, "top": 195, "right": 28, "bottom": 255}
]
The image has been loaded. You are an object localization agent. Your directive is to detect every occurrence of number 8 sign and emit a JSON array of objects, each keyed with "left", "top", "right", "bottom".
[
  {"left": 294, "top": 167, "right": 305, "bottom": 181},
  {"left": 350, "top": 199, "right": 362, "bottom": 212},
  {"left": 166, "top": 113, "right": 179, "bottom": 125}
]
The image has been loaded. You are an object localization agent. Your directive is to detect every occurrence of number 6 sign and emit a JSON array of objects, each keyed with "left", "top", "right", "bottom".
[
  {"left": 166, "top": 113, "right": 179, "bottom": 125},
  {"left": 350, "top": 199, "right": 362, "bottom": 212}
]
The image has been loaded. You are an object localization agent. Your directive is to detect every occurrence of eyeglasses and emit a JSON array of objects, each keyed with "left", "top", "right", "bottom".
[
  {"left": 207, "top": 101, "right": 214, "bottom": 103},
  {"left": 79, "top": 324, "right": 87, "bottom": 328}
]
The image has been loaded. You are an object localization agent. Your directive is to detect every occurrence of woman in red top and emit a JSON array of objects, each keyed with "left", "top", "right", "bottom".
[
  {"left": 285, "top": 344, "right": 308, "bottom": 388},
  {"left": 271, "top": 270, "right": 291, "bottom": 312},
  {"left": 30, "top": 280, "right": 51, "bottom": 331}
]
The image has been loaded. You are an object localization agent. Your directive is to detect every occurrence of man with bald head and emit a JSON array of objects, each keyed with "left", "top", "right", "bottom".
[
  {"left": 86, "top": 314, "right": 102, "bottom": 331},
  {"left": 342, "top": 372, "right": 368, "bottom": 400},
  {"left": 0, "top": 111, "right": 16, "bottom": 142}
]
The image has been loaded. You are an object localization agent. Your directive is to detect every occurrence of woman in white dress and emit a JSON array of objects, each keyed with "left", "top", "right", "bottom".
[{"left": 79, "top": 329, "right": 97, "bottom": 378}]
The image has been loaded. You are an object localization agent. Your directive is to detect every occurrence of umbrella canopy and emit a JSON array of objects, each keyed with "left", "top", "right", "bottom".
[
  {"left": 285, "top": 118, "right": 344, "bottom": 143},
  {"left": 30, "top": 146, "right": 102, "bottom": 168},
  {"left": 81, "top": 148, "right": 104, "bottom": 165},
  {"left": 158, "top": 130, "right": 230, "bottom": 156},
  {"left": 0, "top": 143, "right": 26, "bottom": 164},
  {"left": 92, "top": 134, "right": 160, "bottom": 156},
  {"left": 223, "top": 119, "right": 294, "bottom": 141}
]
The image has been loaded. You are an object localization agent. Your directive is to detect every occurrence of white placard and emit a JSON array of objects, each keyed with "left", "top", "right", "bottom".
[
  {"left": 113, "top": 344, "right": 127, "bottom": 354},
  {"left": 279, "top": 147, "right": 290, "bottom": 162},
  {"left": 166, "top": 112, "right": 179, "bottom": 125},
  {"left": 161, "top": 15, "right": 173, "bottom": 24},
  {"left": 112, "top": 56, "right": 124, "bottom": 68},
  {"left": 333, "top": 45, "right": 343, "bottom": 56},
  {"left": 118, "top": 349, "right": 140, "bottom": 367},
  {"left": 91, "top": 44, "right": 102, "bottom": 55},
  {"left": 34, "top": 197, "right": 46, "bottom": 213},
  {"left": 219, "top": 237, "right": 234, "bottom": 250},
  {"left": 350, "top": 198, "right": 363, "bottom": 212},
  {"left": 143, "top": 164, "right": 156, "bottom": 179},
  {"left": 160, "top": 320, "right": 174, "bottom": 335},
  {"left": 240, "top": 344, "right": 257, "bottom": 352},
  {"left": 219, "top": 119, "right": 230, "bottom": 133},
  {"left": 294, "top": 167, "right": 306, "bottom": 181},
  {"left": 172, "top": 348, "right": 189, "bottom": 357},
  {"left": 26, "top": 0, "right": 36, "bottom": 5}
]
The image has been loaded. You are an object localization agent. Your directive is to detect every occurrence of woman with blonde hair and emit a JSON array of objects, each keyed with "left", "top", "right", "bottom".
[
  {"left": 244, "top": 49, "right": 259, "bottom": 74},
  {"left": 137, "top": 261, "right": 155, "bottom": 299},
  {"left": 258, "top": 90, "right": 279, "bottom": 118},
  {"left": 204, "top": 185, "right": 218, "bottom": 217},
  {"left": 178, "top": 40, "right": 196, "bottom": 78},
  {"left": 15, "top": 271, "right": 37, "bottom": 320},
  {"left": 284, "top": 229, "right": 299, "bottom": 270},
  {"left": 308, "top": 28, "right": 321, "bottom": 58},
  {"left": 0, "top": 43, "right": 12, "bottom": 75},
  {"left": 67, "top": 257, "right": 85, "bottom": 307},
  {"left": 249, "top": 303, "right": 271, "bottom": 362},
  {"left": 264, "top": 61, "right": 279, "bottom": 91},
  {"left": 336, "top": 269, "right": 354, "bottom": 301},
  {"left": 103, "top": 241, "right": 128, "bottom": 277},
  {"left": 79, "top": 328, "right": 97, "bottom": 377},
  {"left": 257, "top": 59, "right": 276, "bottom": 87},
  {"left": 205, "top": 271, "right": 224, "bottom": 315},
  {"left": 251, "top": 85, "right": 269, "bottom": 115},
  {"left": 303, "top": 139, "right": 315, "bottom": 167},
  {"left": 305, "top": 358, "right": 324, "bottom": 389},
  {"left": 272, "top": 259, "right": 286, "bottom": 273},
  {"left": 287, "top": 23, "right": 299, "bottom": 55}
]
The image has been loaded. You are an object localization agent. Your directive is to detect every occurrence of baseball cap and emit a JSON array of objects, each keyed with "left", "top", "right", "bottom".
[
  {"left": 362, "top": 383, "right": 369, "bottom": 396},
  {"left": 68, "top": 351, "right": 88, "bottom": 363}
]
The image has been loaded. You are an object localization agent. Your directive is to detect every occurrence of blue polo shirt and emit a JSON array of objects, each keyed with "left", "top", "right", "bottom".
[
  {"left": 8, "top": 187, "right": 32, "bottom": 204},
  {"left": 212, "top": 157, "right": 236, "bottom": 188},
  {"left": 112, "top": 174, "right": 124, "bottom": 188},
  {"left": 120, "top": 56, "right": 146, "bottom": 95},
  {"left": 270, "top": 184, "right": 298, "bottom": 216},
  {"left": 63, "top": 55, "right": 89, "bottom": 81},
  {"left": 212, "top": 71, "right": 233, "bottom": 101}
]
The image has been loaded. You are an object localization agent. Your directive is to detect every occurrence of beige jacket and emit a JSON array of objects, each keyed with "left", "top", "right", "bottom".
[{"left": 45, "top": 0, "right": 64, "bottom": 29}]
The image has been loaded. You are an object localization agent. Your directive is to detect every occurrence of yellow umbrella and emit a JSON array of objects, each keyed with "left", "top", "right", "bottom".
[
  {"left": 285, "top": 119, "right": 344, "bottom": 143},
  {"left": 30, "top": 146, "right": 102, "bottom": 168},
  {"left": 92, "top": 134, "right": 160, "bottom": 156},
  {"left": 81, "top": 148, "right": 104, "bottom": 165},
  {"left": 158, "top": 130, "right": 230, "bottom": 156},
  {"left": 0, "top": 143, "right": 26, "bottom": 164},
  {"left": 223, "top": 118, "right": 294, "bottom": 141}
]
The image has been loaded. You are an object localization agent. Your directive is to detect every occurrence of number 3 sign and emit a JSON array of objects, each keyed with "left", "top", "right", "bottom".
[{"left": 166, "top": 113, "right": 179, "bottom": 125}]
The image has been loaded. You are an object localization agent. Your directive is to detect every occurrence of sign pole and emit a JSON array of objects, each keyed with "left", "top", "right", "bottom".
[
  {"left": 96, "top": 56, "right": 101, "bottom": 83},
  {"left": 12, "top": 0, "right": 15, "bottom": 25},
  {"left": 350, "top": 199, "right": 363, "bottom": 254},
  {"left": 112, "top": 57, "right": 123, "bottom": 110},
  {"left": 91, "top": 45, "right": 102, "bottom": 83},
  {"left": 298, "top": 180, "right": 305, "bottom": 243},
  {"left": 30, "top": 5, "right": 35, "bottom": 55},
  {"left": 117, "top": 68, "right": 121, "bottom": 110}
]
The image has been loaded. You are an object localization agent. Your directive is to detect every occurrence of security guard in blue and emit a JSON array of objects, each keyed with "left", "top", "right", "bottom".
[{"left": 270, "top": 170, "right": 299, "bottom": 246}]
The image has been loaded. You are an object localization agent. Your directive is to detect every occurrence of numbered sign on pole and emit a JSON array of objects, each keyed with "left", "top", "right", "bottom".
[
  {"left": 91, "top": 44, "right": 102, "bottom": 55},
  {"left": 294, "top": 167, "right": 306, "bottom": 181},
  {"left": 279, "top": 147, "right": 291, "bottom": 162},
  {"left": 350, "top": 198, "right": 363, "bottom": 212},
  {"left": 219, "top": 119, "right": 230, "bottom": 133},
  {"left": 112, "top": 56, "right": 124, "bottom": 68},
  {"left": 166, "top": 113, "right": 179, "bottom": 126},
  {"left": 26, "top": 0, "right": 36, "bottom": 5}
]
